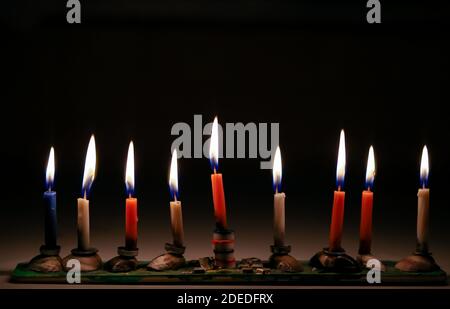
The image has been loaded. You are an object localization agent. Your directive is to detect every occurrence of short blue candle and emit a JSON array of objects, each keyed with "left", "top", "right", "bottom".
[{"left": 44, "top": 190, "right": 57, "bottom": 248}]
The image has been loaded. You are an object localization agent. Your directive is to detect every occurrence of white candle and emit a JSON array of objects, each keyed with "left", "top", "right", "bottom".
[
  {"left": 273, "top": 146, "right": 286, "bottom": 247},
  {"left": 78, "top": 135, "right": 96, "bottom": 251},
  {"left": 169, "top": 149, "right": 184, "bottom": 247},
  {"left": 417, "top": 146, "right": 430, "bottom": 252},
  {"left": 77, "top": 197, "right": 90, "bottom": 250},
  {"left": 170, "top": 201, "right": 184, "bottom": 247}
]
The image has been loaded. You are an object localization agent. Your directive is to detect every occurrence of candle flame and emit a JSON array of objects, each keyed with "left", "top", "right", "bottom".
[
  {"left": 209, "top": 116, "right": 219, "bottom": 171},
  {"left": 125, "top": 141, "right": 135, "bottom": 196},
  {"left": 420, "top": 145, "right": 429, "bottom": 188},
  {"left": 169, "top": 149, "right": 178, "bottom": 200},
  {"left": 365, "top": 145, "right": 375, "bottom": 189},
  {"left": 82, "top": 135, "right": 96, "bottom": 197},
  {"left": 336, "top": 129, "right": 346, "bottom": 189},
  {"left": 273, "top": 146, "right": 282, "bottom": 192},
  {"left": 46, "top": 147, "right": 55, "bottom": 190}
]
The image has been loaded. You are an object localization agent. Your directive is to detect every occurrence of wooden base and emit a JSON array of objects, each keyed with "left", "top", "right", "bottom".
[{"left": 11, "top": 260, "right": 447, "bottom": 285}]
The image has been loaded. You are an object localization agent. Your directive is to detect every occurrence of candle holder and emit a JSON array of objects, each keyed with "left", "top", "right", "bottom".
[
  {"left": 356, "top": 253, "right": 386, "bottom": 271},
  {"left": 63, "top": 247, "right": 102, "bottom": 272},
  {"left": 395, "top": 248, "right": 440, "bottom": 272},
  {"left": 28, "top": 245, "right": 63, "bottom": 273},
  {"left": 147, "top": 243, "right": 186, "bottom": 271},
  {"left": 309, "top": 248, "right": 360, "bottom": 273},
  {"left": 212, "top": 228, "right": 236, "bottom": 268},
  {"left": 269, "top": 244, "right": 303, "bottom": 272},
  {"left": 105, "top": 247, "right": 139, "bottom": 273}
]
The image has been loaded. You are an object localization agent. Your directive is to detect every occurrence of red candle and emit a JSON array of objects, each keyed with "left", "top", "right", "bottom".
[
  {"left": 210, "top": 117, "right": 227, "bottom": 230},
  {"left": 329, "top": 130, "right": 346, "bottom": 252},
  {"left": 125, "top": 141, "right": 138, "bottom": 250},
  {"left": 359, "top": 146, "right": 375, "bottom": 255}
]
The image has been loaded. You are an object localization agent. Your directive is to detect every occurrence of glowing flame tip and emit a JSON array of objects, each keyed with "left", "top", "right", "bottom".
[
  {"left": 420, "top": 145, "right": 429, "bottom": 188},
  {"left": 125, "top": 141, "right": 135, "bottom": 196},
  {"left": 169, "top": 149, "right": 178, "bottom": 199},
  {"left": 365, "top": 145, "right": 375, "bottom": 189},
  {"left": 272, "top": 146, "right": 282, "bottom": 192},
  {"left": 82, "top": 135, "right": 96, "bottom": 197},
  {"left": 209, "top": 117, "right": 219, "bottom": 171},
  {"left": 336, "top": 130, "right": 346, "bottom": 189},
  {"left": 46, "top": 147, "right": 55, "bottom": 190}
]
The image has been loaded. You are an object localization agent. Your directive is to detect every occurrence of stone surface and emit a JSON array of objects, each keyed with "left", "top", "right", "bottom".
[
  {"left": 270, "top": 254, "right": 303, "bottom": 272},
  {"left": 28, "top": 255, "right": 63, "bottom": 273},
  {"left": 105, "top": 256, "right": 138, "bottom": 273},
  {"left": 62, "top": 253, "right": 102, "bottom": 272},
  {"left": 239, "top": 257, "right": 263, "bottom": 269},
  {"left": 395, "top": 254, "right": 440, "bottom": 272},
  {"left": 147, "top": 253, "right": 186, "bottom": 271},
  {"left": 357, "top": 254, "right": 386, "bottom": 272}
]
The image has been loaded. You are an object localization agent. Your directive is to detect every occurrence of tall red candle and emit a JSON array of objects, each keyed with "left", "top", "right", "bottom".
[
  {"left": 209, "top": 117, "right": 227, "bottom": 230},
  {"left": 125, "top": 141, "right": 138, "bottom": 250},
  {"left": 328, "top": 130, "right": 346, "bottom": 252},
  {"left": 359, "top": 146, "right": 375, "bottom": 255}
]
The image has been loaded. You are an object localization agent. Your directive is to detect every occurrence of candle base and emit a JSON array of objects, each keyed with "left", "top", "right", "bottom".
[
  {"left": 212, "top": 228, "right": 236, "bottom": 269},
  {"left": 395, "top": 251, "right": 440, "bottom": 272},
  {"left": 147, "top": 243, "right": 186, "bottom": 271},
  {"left": 63, "top": 247, "right": 102, "bottom": 272},
  {"left": 269, "top": 245, "right": 303, "bottom": 272},
  {"left": 309, "top": 248, "right": 360, "bottom": 273},
  {"left": 28, "top": 245, "right": 63, "bottom": 273},
  {"left": 105, "top": 247, "right": 139, "bottom": 273},
  {"left": 356, "top": 254, "right": 386, "bottom": 271}
]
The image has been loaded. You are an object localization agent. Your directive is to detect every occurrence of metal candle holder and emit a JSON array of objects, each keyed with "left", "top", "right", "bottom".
[
  {"left": 28, "top": 245, "right": 63, "bottom": 273},
  {"left": 309, "top": 247, "right": 360, "bottom": 273},
  {"left": 212, "top": 228, "right": 236, "bottom": 268},
  {"left": 63, "top": 247, "right": 102, "bottom": 272},
  {"left": 147, "top": 243, "right": 186, "bottom": 271},
  {"left": 395, "top": 244, "right": 440, "bottom": 272},
  {"left": 105, "top": 247, "right": 139, "bottom": 272},
  {"left": 269, "top": 244, "right": 303, "bottom": 272}
]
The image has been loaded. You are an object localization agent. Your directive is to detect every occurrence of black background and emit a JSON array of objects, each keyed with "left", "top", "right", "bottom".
[{"left": 1, "top": 0, "right": 450, "bottom": 275}]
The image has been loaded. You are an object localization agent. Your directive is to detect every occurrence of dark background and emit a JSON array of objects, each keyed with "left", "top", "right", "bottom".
[{"left": 1, "top": 1, "right": 449, "bottom": 272}]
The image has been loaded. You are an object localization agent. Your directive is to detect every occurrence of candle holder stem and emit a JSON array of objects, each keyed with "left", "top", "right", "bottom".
[
  {"left": 28, "top": 245, "right": 63, "bottom": 273},
  {"left": 62, "top": 247, "right": 102, "bottom": 272},
  {"left": 309, "top": 248, "right": 360, "bottom": 273},
  {"left": 269, "top": 244, "right": 303, "bottom": 272},
  {"left": 147, "top": 243, "right": 186, "bottom": 271},
  {"left": 212, "top": 228, "right": 236, "bottom": 269},
  {"left": 105, "top": 247, "right": 139, "bottom": 273}
]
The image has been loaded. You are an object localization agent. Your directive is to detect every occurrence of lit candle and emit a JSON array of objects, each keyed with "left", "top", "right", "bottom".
[
  {"left": 358, "top": 146, "right": 375, "bottom": 255},
  {"left": 272, "top": 146, "right": 286, "bottom": 247},
  {"left": 44, "top": 147, "right": 57, "bottom": 248},
  {"left": 417, "top": 145, "right": 430, "bottom": 253},
  {"left": 209, "top": 117, "right": 227, "bottom": 230},
  {"left": 169, "top": 149, "right": 184, "bottom": 247},
  {"left": 329, "top": 130, "right": 346, "bottom": 252},
  {"left": 125, "top": 141, "right": 138, "bottom": 250},
  {"left": 78, "top": 135, "right": 96, "bottom": 251}
]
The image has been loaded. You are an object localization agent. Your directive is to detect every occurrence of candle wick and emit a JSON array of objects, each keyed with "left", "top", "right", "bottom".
[
  {"left": 213, "top": 167, "right": 217, "bottom": 174},
  {"left": 338, "top": 185, "right": 341, "bottom": 191},
  {"left": 367, "top": 186, "right": 371, "bottom": 192},
  {"left": 129, "top": 193, "right": 132, "bottom": 199},
  {"left": 174, "top": 195, "right": 178, "bottom": 202},
  {"left": 275, "top": 187, "right": 278, "bottom": 194},
  {"left": 83, "top": 190, "right": 87, "bottom": 199}
]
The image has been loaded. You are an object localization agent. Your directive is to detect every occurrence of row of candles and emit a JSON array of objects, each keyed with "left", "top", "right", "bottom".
[{"left": 41, "top": 117, "right": 431, "bottom": 257}]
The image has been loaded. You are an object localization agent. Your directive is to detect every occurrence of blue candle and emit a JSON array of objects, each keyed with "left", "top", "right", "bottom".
[{"left": 44, "top": 147, "right": 57, "bottom": 248}]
